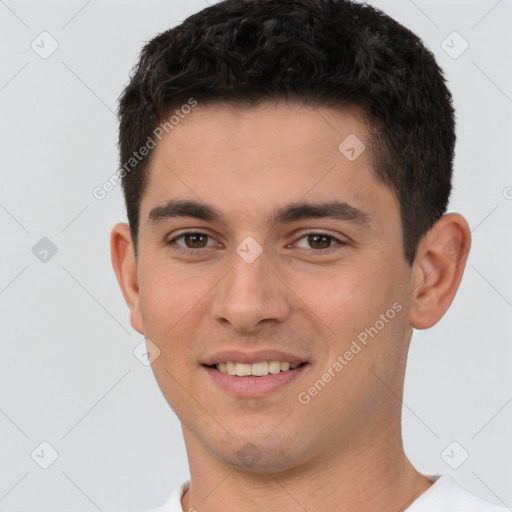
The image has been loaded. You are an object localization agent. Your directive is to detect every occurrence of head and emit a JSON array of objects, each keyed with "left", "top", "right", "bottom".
[
  {"left": 118, "top": 0, "right": 456, "bottom": 266},
  {"left": 111, "top": 0, "right": 470, "bottom": 473}
]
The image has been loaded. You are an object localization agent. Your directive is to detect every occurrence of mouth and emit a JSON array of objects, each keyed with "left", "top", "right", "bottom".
[
  {"left": 204, "top": 361, "right": 308, "bottom": 377},
  {"left": 202, "top": 360, "right": 310, "bottom": 397}
]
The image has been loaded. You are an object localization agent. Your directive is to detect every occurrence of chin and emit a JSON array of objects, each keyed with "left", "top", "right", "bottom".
[
  {"left": 222, "top": 451, "right": 302, "bottom": 474},
  {"left": 209, "top": 435, "right": 307, "bottom": 474}
]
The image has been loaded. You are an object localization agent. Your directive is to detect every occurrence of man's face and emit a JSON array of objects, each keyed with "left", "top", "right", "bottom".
[{"left": 132, "top": 102, "right": 415, "bottom": 471}]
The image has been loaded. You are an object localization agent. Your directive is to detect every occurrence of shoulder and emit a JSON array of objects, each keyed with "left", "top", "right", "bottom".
[
  {"left": 405, "top": 474, "right": 510, "bottom": 512},
  {"left": 143, "top": 480, "right": 190, "bottom": 512}
]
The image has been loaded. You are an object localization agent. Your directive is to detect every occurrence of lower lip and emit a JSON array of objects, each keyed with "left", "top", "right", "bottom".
[{"left": 203, "top": 364, "right": 309, "bottom": 397}]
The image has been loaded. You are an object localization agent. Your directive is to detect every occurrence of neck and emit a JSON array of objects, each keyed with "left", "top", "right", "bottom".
[{"left": 180, "top": 425, "right": 432, "bottom": 512}]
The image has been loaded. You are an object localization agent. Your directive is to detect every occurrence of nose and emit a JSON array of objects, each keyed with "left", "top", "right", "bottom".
[{"left": 211, "top": 249, "right": 291, "bottom": 333}]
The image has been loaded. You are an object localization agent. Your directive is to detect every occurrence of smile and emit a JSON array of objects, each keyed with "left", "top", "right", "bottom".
[
  {"left": 210, "top": 361, "right": 306, "bottom": 377},
  {"left": 203, "top": 361, "right": 310, "bottom": 397}
]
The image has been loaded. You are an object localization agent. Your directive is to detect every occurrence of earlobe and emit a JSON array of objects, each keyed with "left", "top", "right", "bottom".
[
  {"left": 110, "top": 223, "right": 144, "bottom": 334},
  {"left": 409, "top": 213, "right": 471, "bottom": 330}
]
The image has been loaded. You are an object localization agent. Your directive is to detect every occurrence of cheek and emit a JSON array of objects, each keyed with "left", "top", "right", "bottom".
[
  {"left": 291, "top": 264, "right": 408, "bottom": 384},
  {"left": 137, "top": 259, "right": 227, "bottom": 371},
  {"left": 138, "top": 260, "right": 203, "bottom": 326},
  {"left": 138, "top": 264, "right": 206, "bottom": 409},
  {"left": 137, "top": 263, "right": 202, "bottom": 372},
  {"left": 287, "top": 262, "right": 399, "bottom": 340}
]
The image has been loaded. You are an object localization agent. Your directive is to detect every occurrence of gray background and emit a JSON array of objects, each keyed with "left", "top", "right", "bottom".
[{"left": 1, "top": 0, "right": 511, "bottom": 510}]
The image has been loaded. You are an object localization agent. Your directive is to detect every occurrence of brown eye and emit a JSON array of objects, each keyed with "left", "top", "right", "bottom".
[
  {"left": 167, "top": 231, "right": 217, "bottom": 251},
  {"left": 307, "top": 234, "right": 332, "bottom": 249},
  {"left": 293, "top": 232, "right": 346, "bottom": 253},
  {"left": 183, "top": 233, "right": 209, "bottom": 248}
]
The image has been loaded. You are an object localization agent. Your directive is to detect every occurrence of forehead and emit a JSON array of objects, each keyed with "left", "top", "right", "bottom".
[
  {"left": 140, "top": 101, "right": 397, "bottom": 228},
  {"left": 152, "top": 101, "right": 372, "bottom": 163}
]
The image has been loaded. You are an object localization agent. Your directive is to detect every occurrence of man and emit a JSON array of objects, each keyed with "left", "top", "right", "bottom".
[{"left": 110, "top": 1, "right": 508, "bottom": 510}]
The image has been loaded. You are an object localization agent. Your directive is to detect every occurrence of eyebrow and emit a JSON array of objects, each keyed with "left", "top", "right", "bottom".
[{"left": 147, "top": 199, "right": 371, "bottom": 227}]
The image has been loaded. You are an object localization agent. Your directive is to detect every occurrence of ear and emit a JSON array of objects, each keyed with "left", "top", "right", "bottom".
[
  {"left": 409, "top": 213, "right": 471, "bottom": 330},
  {"left": 110, "top": 223, "right": 144, "bottom": 335}
]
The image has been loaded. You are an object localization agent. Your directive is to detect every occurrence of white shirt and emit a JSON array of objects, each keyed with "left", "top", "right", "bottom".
[{"left": 147, "top": 474, "right": 510, "bottom": 512}]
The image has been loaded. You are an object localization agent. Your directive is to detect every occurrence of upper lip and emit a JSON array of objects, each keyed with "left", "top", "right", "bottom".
[{"left": 202, "top": 349, "right": 309, "bottom": 366}]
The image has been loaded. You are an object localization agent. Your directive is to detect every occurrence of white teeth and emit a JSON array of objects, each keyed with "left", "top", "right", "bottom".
[
  {"left": 214, "top": 360, "right": 303, "bottom": 376},
  {"left": 235, "top": 363, "right": 252, "bottom": 376},
  {"left": 226, "top": 362, "right": 236, "bottom": 375},
  {"left": 268, "top": 361, "right": 281, "bottom": 374},
  {"left": 251, "top": 361, "right": 269, "bottom": 376}
]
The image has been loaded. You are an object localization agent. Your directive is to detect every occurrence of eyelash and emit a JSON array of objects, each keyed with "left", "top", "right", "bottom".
[{"left": 166, "top": 231, "right": 346, "bottom": 255}]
